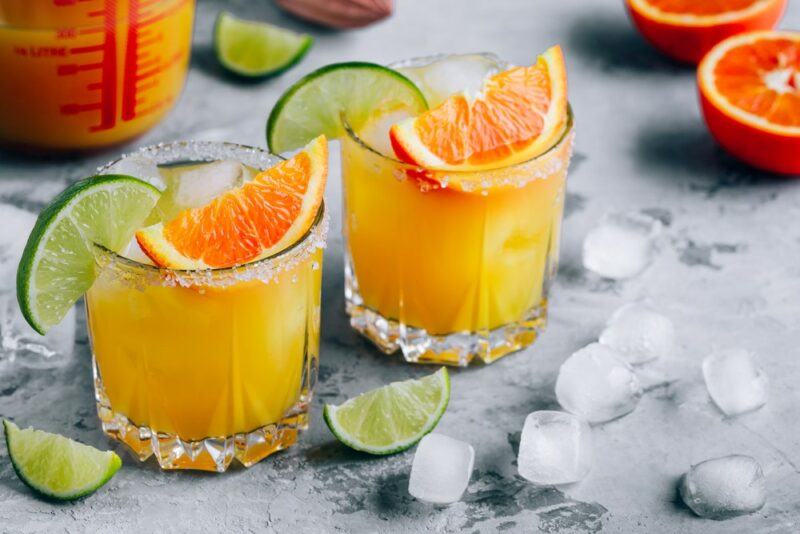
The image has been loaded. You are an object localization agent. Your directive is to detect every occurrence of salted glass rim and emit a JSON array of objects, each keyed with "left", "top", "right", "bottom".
[
  {"left": 92, "top": 139, "right": 327, "bottom": 280},
  {"left": 0, "top": 0, "right": 190, "bottom": 31},
  {"left": 341, "top": 105, "right": 574, "bottom": 174}
]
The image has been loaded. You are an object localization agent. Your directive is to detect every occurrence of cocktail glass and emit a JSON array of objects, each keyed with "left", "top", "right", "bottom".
[
  {"left": 87, "top": 141, "right": 327, "bottom": 471},
  {"left": 0, "top": 0, "right": 194, "bottom": 151},
  {"left": 342, "top": 61, "right": 574, "bottom": 366}
]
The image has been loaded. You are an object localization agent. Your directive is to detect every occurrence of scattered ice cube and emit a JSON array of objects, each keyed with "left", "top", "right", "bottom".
[
  {"left": 679, "top": 455, "right": 766, "bottom": 520},
  {"left": 172, "top": 160, "right": 248, "bottom": 210},
  {"left": 102, "top": 154, "right": 166, "bottom": 191},
  {"left": 120, "top": 238, "right": 154, "bottom": 266},
  {"left": 398, "top": 53, "right": 504, "bottom": 107},
  {"left": 599, "top": 303, "right": 675, "bottom": 364},
  {"left": 555, "top": 343, "right": 643, "bottom": 423},
  {"left": 408, "top": 433, "right": 474, "bottom": 504},
  {"left": 702, "top": 348, "right": 768, "bottom": 416},
  {"left": 518, "top": 411, "right": 592, "bottom": 485},
  {"left": 582, "top": 211, "right": 662, "bottom": 280},
  {"left": 358, "top": 110, "right": 414, "bottom": 156},
  {"left": 0, "top": 204, "right": 75, "bottom": 368}
]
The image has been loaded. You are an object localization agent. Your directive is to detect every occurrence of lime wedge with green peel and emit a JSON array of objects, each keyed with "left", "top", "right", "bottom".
[
  {"left": 267, "top": 62, "right": 428, "bottom": 153},
  {"left": 17, "top": 175, "right": 160, "bottom": 334},
  {"left": 323, "top": 368, "right": 450, "bottom": 455},
  {"left": 214, "top": 12, "right": 312, "bottom": 78},
  {"left": 3, "top": 420, "right": 121, "bottom": 501}
]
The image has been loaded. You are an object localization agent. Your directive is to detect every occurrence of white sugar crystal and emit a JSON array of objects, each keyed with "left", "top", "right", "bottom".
[
  {"left": 555, "top": 343, "right": 642, "bottom": 423},
  {"left": 599, "top": 303, "right": 675, "bottom": 364},
  {"left": 518, "top": 411, "right": 592, "bottom": 485},
  {"left": 680, "top": 455, "right": 766, "bottom": 520},
  {"left": 702, "top": 348, "right": 768, "bottom": 416},
  {"left": 582, "top": 212, "right": 662, "bottom": 280},
  {"left": 103, "top": 154, "right": 166, "bottom": 191},
  {"left": 408, "top": 433, "right": 474, "bottom": 504},
  {"left": 172, "top": 160, "right": 248, "bottom": 210}
]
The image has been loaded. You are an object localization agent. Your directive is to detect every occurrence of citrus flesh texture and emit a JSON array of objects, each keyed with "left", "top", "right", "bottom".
[
  {"left": 214, "top": 12, "right": 312, "bottom": 77},
  {"left": 323, "top": 368, "right": 450, "bottom": 455},
  {"left": 389, "top": 45, "right": 568, "bottom": 173},
  {"left": 626, "top": 0, "right": 786, "bottom": 64},
  {"left": 136, "top": 136, "right": 328, "bottom": 269},
  {"left": 266, "top": 63, "right": 427, "bottom": 154},
  {"left": 698, "top": 31, "right": 800, "bottom": 173},
  {"left": 16, "top": 175, "right": 161, "bottom": 334},
  {"left": 3, "top": 420, "right": 122, "bottom": 501}
]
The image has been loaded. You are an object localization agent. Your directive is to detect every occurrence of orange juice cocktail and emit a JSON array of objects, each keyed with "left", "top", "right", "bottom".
[
  {"left": 342, "top": 113, "right": 573, "bottom": 366},
  {"left": 87, "top": 142, "right": 327, "bottom": 472},
  {"left": 0, "top": 0, "right": 193, "bottom": 150}
]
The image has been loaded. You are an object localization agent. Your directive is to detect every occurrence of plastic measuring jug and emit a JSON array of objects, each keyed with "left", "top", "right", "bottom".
[{"left": 0, "top": 0, "right": 194, "bottom": 151}]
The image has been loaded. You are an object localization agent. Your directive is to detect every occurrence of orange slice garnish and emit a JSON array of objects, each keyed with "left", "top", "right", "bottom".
[
  {"left": 698, "top": 31, "right": 800, "bottom": 174},
  {"left": 626, "top": 0, "right": 786, "bottom": 64},
  {"left": 389, "top": 45, "right": 567, "bottom": 173},
  {"left": 137, "top": 136, "right": 327, "bottom": 269}
]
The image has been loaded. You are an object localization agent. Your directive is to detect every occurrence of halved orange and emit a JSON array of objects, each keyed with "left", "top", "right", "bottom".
[
  {"left": 389, "top": 45, "right": 567, "bottom": 173},
  {"left": 137, "top": 136, "right": 327, "bottom": 269},
  {"left": 698, "top": 31, "right": 800, "bottom": 174},
  {"left": 626, "top": 0, "right": 786, "bottom": 64}
]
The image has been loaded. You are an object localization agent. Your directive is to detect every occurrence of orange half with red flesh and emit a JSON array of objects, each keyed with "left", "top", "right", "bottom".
[
  {"left": 137, "top": 136, "right": 328, "bottom": 269},
  {"left": 698, "top": 31, "right": 800, "bottom": 174},
  {"left": 389, "top": 45, "right": 568, "bottom": 174},
  {"left": 626, "top": 0, "right": 786, "bottom": 64}
]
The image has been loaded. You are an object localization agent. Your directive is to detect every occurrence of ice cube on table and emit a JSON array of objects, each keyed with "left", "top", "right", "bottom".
[
  {"left": 679, "top": 455, "right": 766, "bottom": 520},
  {"left": 0, "top": 204, "right": 37, "bottom": 285},
  {"left": 171, "top": 160, "right": 248, "bottom": 210},
  {"left": 599, "top": 303, "right": 675, "bottom": 364},
  {"left": 702, "top": 348, "right": 768, "bottom": 416},
  {"left": 518, "top": 411, "right": 592, "bottom": 485},
  {"left": 398, "top": 53, "right": 504, "bottom": 107},
  {"left": 102, "top": 154, "right": 166, "bottom": 191},
  {"left": 555, "top": 343, "right": 643, "bottom": 423},
  {"left": 582, "top": 212, "right": 662, "bottom": 280},
  {"left": 408, "top": 433, "right": 474, "bottom": 504}
]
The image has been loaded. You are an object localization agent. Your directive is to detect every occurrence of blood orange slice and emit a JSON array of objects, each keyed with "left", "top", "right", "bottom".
[
  {"left": 698, "top": 31, "right": 800, "bottom": 174},
  {"left": 626, "top": 0, "right": 786, "bottom": 64},
  {"left": 389, "top": 45, "right": 567, "bottom": 173},
  {"left": 137, "top": 136, "right": 327, "bottom": 269}
]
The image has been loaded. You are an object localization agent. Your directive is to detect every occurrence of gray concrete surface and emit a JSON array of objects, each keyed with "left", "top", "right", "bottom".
[{"left": 2, "top": 0, "right": 800, "bottom": 532}]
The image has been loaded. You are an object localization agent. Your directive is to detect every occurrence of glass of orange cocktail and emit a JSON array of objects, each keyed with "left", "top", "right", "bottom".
[
  {"left": 85, "top": 141, "right": 327, "bottom": 471},
  {"left": 0, "top": 0, "right": 194, "bottom": 151},
  {"left": 342, "top": 110, "right": 572, "bottom": 366}
]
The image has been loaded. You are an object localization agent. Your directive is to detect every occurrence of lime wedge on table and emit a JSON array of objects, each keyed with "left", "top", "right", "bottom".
[
  {"left": 17, "top": 175, "right": 160, "bottom": 334},
  {"left": 214, "top": 12, "right": 312, "bottom": 78},
  {"left": 3, "top": 420, "right": 121, "bottom": 501},
  {"left": 267, "top": 62, "right": 428, "bottom": 153},
  {"left": 324, "top": 368, "right": 450, "bottom": 455}
]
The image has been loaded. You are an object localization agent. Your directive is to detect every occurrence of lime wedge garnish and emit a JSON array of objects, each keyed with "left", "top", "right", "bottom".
[
  {"left": 214, "top": 12, "right": 312, "bottom": 78},
  {"left": 323, "top": 368, "right": 450, "bottom": 455},
  {"left": 3, "top": 420, "right": 121, "bottom": 501},
  {"left": 266, "top": 62, "right": 428, "bottom": 153},
  {"left": 17, "top": 175, "right": 160, "bottom": 334}
]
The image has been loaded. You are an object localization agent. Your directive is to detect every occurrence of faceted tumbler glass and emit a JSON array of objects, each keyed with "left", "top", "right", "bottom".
[
  {"left": 86, "top": 141, "right": 327, "bottom": 471},
  {"left": 341, "top": 110, "right": 573, "bottom": 366}
]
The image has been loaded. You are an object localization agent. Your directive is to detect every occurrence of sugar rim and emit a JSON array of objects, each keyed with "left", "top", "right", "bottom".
[{"left": 92, "top": 140, "right": 328, "bottom": 287}]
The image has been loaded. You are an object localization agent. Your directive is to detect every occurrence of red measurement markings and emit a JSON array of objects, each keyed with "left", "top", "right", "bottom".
[{"left": 57, "top": 0, "right": 118, "bottom": 131}]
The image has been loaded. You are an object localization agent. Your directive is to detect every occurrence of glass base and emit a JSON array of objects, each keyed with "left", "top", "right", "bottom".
[
  {"left": 346, "top": 297, "right": 548, "bottom": 367},
  {"left": 93, "top": 361, "right": 310, "bottom": 472}
]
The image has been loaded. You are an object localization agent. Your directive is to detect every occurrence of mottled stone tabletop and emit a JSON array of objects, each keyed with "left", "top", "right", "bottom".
[{"left": 2, "top": 1, "right": 800, "bottom": 532}]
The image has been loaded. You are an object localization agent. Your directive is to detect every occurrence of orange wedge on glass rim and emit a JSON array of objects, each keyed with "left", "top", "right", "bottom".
[
  {"left": 626, "top": 0, "right": 786, "bottom": 64},
  {"left": 137, "top": 135, "right": 328, "bottom": 269},
  {"left": 389, "top": 45, "right": 568, "bottom": 178},
  {"left": 698, "top": 31, "right": 800, "bottom": 175}
]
